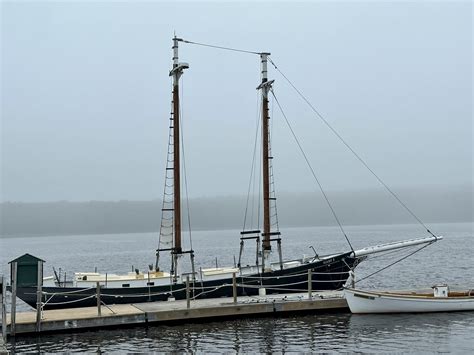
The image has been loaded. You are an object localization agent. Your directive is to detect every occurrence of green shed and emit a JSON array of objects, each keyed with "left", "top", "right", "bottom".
[{"left": 9, "top": 253, "right": 45, "bottom": 287}]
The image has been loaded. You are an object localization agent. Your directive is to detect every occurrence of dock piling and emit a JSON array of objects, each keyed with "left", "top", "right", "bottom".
[
  {"left": 185, "top": 276, "right": 190, "bottom": 309},
  {"left": 96, "top": 282, "right": 101, "bottom": 316},
  {"left": 10, "top": 262, "right": 17, "bottom": 337},
  {"left": 232, "top": 273, "right": 237, "bottom": 304},
  {"left": 35, "top": 260, "right": 43, "bottom": 332},
  {"left": 1, "top": 275, "right": 6, "bottom": 341},
  {"left": 308, "top": 269, "right": 312, "bottom": 300}
]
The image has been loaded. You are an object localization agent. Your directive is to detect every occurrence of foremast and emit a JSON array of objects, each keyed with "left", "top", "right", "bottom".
[
  {"left": 170, "top": 36, "right": 192, "bottom": 280},
  {"left": 157, "top": 36, "right": 190, "bottom": 282},
  {"left": 171, "top": 36, "right": 185, "bottom": 256}
]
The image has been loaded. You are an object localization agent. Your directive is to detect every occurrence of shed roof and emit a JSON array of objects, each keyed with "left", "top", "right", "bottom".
[{"left": 8, "top": 253, "right": 45, "bottom": 264}]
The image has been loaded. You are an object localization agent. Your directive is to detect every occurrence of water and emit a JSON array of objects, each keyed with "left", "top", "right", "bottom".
[{"left": 1, "top": 222, "right": 473, "bottom": 352}]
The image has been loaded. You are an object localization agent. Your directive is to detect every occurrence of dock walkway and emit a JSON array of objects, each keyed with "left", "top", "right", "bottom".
[{"left": 4, "top": 291, "right": 347, "bottom": 336}]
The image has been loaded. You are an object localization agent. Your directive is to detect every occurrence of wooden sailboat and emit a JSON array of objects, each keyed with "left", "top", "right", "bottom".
[
  {"left": 14, "top": 36, "right": 442, "bottom": 310},
  {"left": 344, "top": 286, "right": 474, "bottom": 313}
]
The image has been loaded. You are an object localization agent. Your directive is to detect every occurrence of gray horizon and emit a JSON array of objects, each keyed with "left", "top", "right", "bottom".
[{"left": 1, "top": 184, "right": 472, "bottom": 237}]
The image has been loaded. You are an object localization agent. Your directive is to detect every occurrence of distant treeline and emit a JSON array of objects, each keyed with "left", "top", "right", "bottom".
[{"left": 1, "top": 185, "right": 472, "bottom": 237}]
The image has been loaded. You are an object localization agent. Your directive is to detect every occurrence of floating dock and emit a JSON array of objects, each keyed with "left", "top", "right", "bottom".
[
  {"left": 2, "top": 291, "right": 347, "bottom": 337},
  {"left": 0, "top": 337, "right": 6, "bottom": 355}
]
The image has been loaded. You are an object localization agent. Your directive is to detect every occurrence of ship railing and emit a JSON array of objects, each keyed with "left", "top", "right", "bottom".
[
  {"left": 237, "top": 279, "right": 348, "bottom": 288},
  {"left": 239, "top": 270, "right": 349, "bottom": 280},
  {"left": 100, "top": 286, "right": 188, "bottom": 298},
  {"left": 188, "top": 279, "right": 345, "bottom": 291}
]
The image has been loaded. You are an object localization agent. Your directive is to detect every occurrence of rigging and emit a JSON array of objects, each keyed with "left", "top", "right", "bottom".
[
  {"left": 270, "top": 89, "right": 354, "bottom": 252},
  {"left": 178, "top": 38, "right": 262, "bottom": 56},
  {"left": 179, "top": 75, "right": 193, "bottom": 252},
  {"left": 242, "top": 92, "right": 263, "bottom": 232},
  {"left": 177, "top": 36, "right": 438, "bottom": 239},
  {"left": 355, "top": 242, "right": 434, "bottom": 284},
  {"left": 176, "top": 36, "right": 439, "bottom": 269},
  {"left": 267, "top": 57, "right": 439, "bottom": 239}
]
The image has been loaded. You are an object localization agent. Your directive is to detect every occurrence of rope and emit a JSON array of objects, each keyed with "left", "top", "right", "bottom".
[
  {"left": 42, "top": 294, "right": 55, "bottom": 309},
  {"left": 180, "top": 38, "right": 262, "bottom": 55},
  {"left": 43, "top": 294, "right": 96, "bottom": 306},
  {"left": 191, "top": 284, "right": 230, "bottom": 299},
  {"left": 239, "top": 279, "right": 348, "bottom": 289},
  {"left": 270, "top": 89, "right": 354, "bottom": 252},
  {"left": 243, "top": 92, "right": 262, "bottom": 231},
  {"left": 268, "top": 95, "right": 281, "bottom": 232},
  {"left": 257, "top": 125, "right": 262, "bottom": 231},
  {"left": 180, "top": 75, "right": 193, "bottom": 251},
  {"left": 268, "top": 57, "right": 438, "bottom": 239},
  {"left": 100, "top": 300, "right": 116, "bottom": 314},
  {"left": 157, "top": 78, "right": 177, "bottom": 269},
  {"left": 41, "top": 287, "right": 95, "bottom": 295},
  {"left": 102, "top": 286, "right": 187, "bottom": 298},
  {"left": 355, "top": 242, "right": 434, "bottom": 284}
]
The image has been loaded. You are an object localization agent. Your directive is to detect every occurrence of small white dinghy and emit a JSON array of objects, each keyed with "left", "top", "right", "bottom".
[{"left": 344, "top": 285, "right": 474, "bottom": 314}]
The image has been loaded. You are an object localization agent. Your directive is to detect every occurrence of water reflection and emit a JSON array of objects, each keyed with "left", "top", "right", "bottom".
[
  {"left": 347, "top": 312, "right": 474, "bottom": 352},
  {"left": 8, "top": 311, "right": 474, "bottom": 353}
]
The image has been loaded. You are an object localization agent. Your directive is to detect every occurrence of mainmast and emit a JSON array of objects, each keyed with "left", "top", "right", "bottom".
[
  {"left": 257, "top": 53, "right": 276, "bottom": 272},
  {"left": 169, "top": 36, "right": 189, "bottom": 276}
]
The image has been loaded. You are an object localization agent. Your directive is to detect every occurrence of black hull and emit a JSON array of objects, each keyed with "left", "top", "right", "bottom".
[{"left": 17, "top": 253, "right": 358, "bottom": 310}]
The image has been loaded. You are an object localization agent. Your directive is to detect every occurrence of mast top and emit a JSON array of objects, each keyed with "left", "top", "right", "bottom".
[
  {"left": 170, "top": 35, "right": 189, "bottom": 79},
  {"left": 258, "top": 53, "right": 273, "bottom": 96}
]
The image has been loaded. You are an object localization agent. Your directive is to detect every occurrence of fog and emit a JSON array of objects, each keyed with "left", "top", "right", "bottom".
[
  {"left": 1, "top": 184, "right": 472, "bottom": 237},
  {"left": 1, "top": 2, "right": 472, "bottom": 229}
]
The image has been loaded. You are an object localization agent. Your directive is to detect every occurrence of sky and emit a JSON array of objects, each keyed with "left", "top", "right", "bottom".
[{"left": 1, "top": 0, "right": 472, "bottom": 202}]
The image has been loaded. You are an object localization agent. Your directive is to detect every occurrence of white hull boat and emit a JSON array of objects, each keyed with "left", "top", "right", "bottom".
[{"left": 344, "top": 286, "right": 474, "bottom": 314}]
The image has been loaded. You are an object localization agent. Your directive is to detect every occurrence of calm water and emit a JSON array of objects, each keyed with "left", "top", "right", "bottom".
[{"left": 1, "top": 222, "right": 473, "bottom": 353}]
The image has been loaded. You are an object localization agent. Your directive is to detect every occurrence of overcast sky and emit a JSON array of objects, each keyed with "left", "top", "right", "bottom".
[{"left": 1, "top": 1, "right": 472, "bottom": 202}]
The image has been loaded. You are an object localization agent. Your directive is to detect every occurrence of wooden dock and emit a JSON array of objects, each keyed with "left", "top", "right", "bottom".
[{"left": 3, "top": 291, "right": 348, "bottom": 337}]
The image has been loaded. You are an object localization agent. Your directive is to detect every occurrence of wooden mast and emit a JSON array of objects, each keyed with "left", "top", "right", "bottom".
[
  {"left": 258, "top": 53, "right": 274, "bottom": 272},
  {"left": 172, "top": 37, "right": 182, "bottom": 254},
  {"left": 169, "top": 36, "right": 189, "bottom": 277}
]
